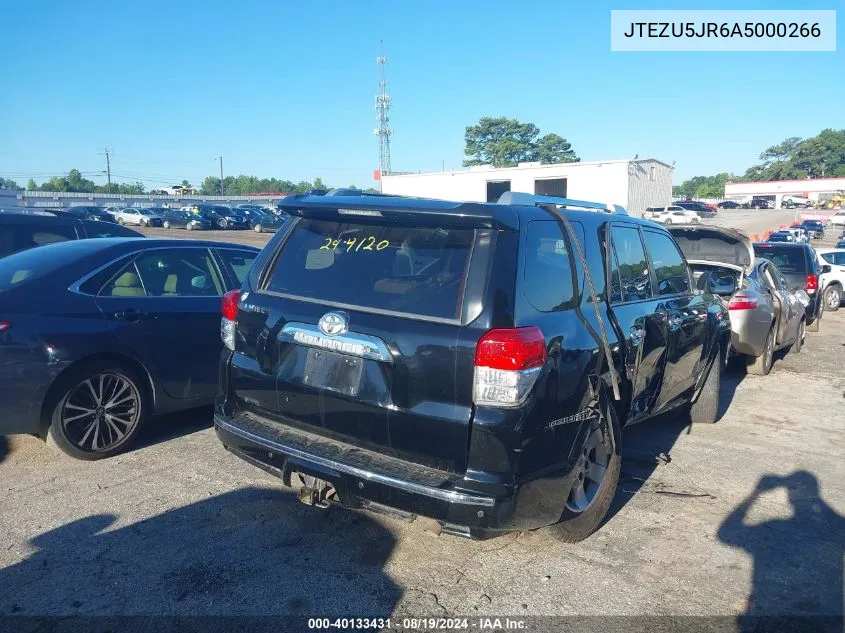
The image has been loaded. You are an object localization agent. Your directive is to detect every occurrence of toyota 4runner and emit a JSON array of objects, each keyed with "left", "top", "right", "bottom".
[{"left": 214, "top": 192, "right": 729, "bottom": 541}]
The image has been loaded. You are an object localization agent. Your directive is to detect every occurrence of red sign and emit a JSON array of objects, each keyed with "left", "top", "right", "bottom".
[{"left": 373, "top": 169, "right": 381, "bottom": 181}]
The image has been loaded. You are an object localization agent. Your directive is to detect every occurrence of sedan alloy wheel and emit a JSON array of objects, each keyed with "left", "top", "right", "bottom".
[{"left": 60, "top": 373, "right": 141, "bottom": 453}]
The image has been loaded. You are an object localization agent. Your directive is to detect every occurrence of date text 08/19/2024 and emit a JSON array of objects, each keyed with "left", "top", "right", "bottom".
[{"left": 307, "top": 617, "right": 527, "bottom": 630}]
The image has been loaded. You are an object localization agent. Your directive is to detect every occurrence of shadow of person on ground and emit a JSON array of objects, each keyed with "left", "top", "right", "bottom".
[
  {"left": 0, "top": 487, "right": 401, "bottom": 626},
  {"left": 718, "top": 471, "right": 845, "bottom": 632},
  {"left": 606, "top": 363, "right": 745, "bottom": 522}
]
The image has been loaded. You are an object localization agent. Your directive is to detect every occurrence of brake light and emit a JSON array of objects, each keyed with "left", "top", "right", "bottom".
[
  {"left": 473, "top": 327, "right": 546, "bottom": 407},
  {"left": 728, "top": 295, "right": 759, "bottom": 311},
  {"left": 0, "top": 322, "right": 9, "bottom": 333},
  {"left": 806, "top": 275, "right": 818, "bottom": 294},
  {"left": 222, "top": 290, "right": 241, "bottom": 321},
  {"left": 220, "top": 290, "right": 241, "bottom": 351}
]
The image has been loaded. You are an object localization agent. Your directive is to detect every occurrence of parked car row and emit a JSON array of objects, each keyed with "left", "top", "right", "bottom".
[
  {"left": 0, "top": 192, "right": 831, "bottom": 544},
  {"left": 112, "top": 204, "right": 287, "bottom": 234},
  {"left": 643, "top": 205, "right": 701, "bottom": 224}
]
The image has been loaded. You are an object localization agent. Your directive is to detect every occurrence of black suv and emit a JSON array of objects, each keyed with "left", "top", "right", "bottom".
[
  {"left": 675, "top": 201, "right": 717, "bottom": 218},
  {"left": 0, "top": 212, "right": 144, "bottom": 258},
  {"left": 753, "top": 242, "right": 826, "bottom": 331},
  {"left": 214, "top": 193, "right": 729, "bottom": 541}
]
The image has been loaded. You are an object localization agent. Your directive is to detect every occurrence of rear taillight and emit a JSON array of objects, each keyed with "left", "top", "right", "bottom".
[
  {"left": 220, "top": 290, "right": 241, "bottom": 351},
  {"left": 728, "top": 295, "right": 759, "bottom": 311},
  {"left": 473, "top": 327, "right": 546, "bottom": 408},
  {"left": 0, "top": 322, "right": 9, "bottom": 333},
  {"left": 806, "top": 275, "right": 818, "bottom": 294}
]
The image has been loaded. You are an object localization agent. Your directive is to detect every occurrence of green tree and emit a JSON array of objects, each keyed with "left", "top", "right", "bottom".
[
  {"left": 741, "top": 129, "right": 845, "bottom": 181},
  {"left": 26, "top": 179, "right": 37, "bottom": 191},
  {"left": 463, "top": 117, "right": 579, "bottom": 167},
  {"left": 674, "top": 172, "right": 734, "bottom": 198},
  {"left": 199, "top": 176, "right": 221, "bottom": 196},
  {"left": 0, "top": 178, "right": 21, "bottom": 190},
  {"left": 534, "top": 133, "right": 579, "bottom": 165}
]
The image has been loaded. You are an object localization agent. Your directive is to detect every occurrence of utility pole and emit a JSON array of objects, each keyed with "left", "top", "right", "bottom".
[
  {"left": 217, "top": 156, "right": 224, "bottom": 196},
  {"left": 104, "top": 146, "right": 112, "bottom": 193}
]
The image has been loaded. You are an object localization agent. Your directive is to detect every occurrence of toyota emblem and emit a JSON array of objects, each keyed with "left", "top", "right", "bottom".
[{"left": 318, "top": 312, "right": 349, "bottom": 337}]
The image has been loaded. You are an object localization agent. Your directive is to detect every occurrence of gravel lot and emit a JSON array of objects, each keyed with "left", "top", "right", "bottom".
[{"left": 1, "top": 210, "right": 842, "bottom": 627}]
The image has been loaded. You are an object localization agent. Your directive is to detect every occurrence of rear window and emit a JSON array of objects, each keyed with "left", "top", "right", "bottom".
[
  {"left": 0, "top": 239, "right": 91, "bottom": 290},
  {"left": 753, "top": 246, "right": 807, "bottom": 273},
  {"left": 264, "top": 218, "right": 474, "bottom": 319}
]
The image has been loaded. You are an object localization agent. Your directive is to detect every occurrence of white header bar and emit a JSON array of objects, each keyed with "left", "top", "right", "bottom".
[{"left": 611, "top": 10, "right": 836, "bottom": 51}]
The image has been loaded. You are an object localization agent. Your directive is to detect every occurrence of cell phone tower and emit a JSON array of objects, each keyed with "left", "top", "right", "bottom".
[{"left": 374, "top": 42, "right": 392, "bottom": 183}]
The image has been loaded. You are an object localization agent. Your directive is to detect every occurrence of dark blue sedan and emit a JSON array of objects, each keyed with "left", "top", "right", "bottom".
[{"left": 0, "top": 238, "right": 259, "bottom": 459}]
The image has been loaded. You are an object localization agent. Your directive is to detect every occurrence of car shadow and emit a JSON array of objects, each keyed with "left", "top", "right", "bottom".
[
  {"left": 0, "top": 487, "right": 401, "bottom": 625},
  {"left": 0, "top": 436, "right": 8, "bottom": 465},
  {"left": 606, "top": 361, "right": 745, "bottom": 523},
  {"left": 131, "top": 406, "right": 214, "bottom": 453},
  {"left": 718, "top": 471, "right": 845, "bottom": 630}
]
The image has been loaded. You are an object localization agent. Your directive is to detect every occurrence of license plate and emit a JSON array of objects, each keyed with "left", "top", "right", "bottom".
[{"left": 303, "top": 348, "right": 364, "bottom": 396}]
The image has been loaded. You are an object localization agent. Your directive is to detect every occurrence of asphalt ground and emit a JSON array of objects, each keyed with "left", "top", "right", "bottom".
[{"left": 0, "top": 209, "right": 842, "bottom": 629}]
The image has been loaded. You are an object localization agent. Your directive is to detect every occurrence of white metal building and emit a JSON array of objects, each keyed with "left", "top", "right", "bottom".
[
  {"left": 381, "top": 159, "right": 673, "bottom": 216},
  {"left": 724, "top": 177, "right": 845, "bottom": 206}
]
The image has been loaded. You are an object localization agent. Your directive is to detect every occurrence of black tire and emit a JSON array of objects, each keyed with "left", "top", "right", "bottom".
[
  {"left": 117, "top": 217, "right": 125, "bottom": 225},
  {"left": 690, "top": 350, "right": 722, "bottom": 423},
  {"left": 790, "top": 319, "right": 805, "bottom": 354},
  {"left": 45, "top": 361, "right": 149, "bottom": 461},
  {"left": 541, "top": 403, "right": 621, "bottom": 543},
  {"left": 186, "top": 223, "right": 194, "bottom": 231},
  {"left": 218, "top": 219, "right": 228, "bottom": 229},
  {"left": 163, "top": 220, "right": 171, "bottom": 229},
  {"left": 823, "top": 285, "right": 841, "bottom": 312},
  {"left": 747, "top": 327, "right": 774, "bottom": 376}
]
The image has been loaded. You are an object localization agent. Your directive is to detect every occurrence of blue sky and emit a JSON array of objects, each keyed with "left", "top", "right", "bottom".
[{"left": 0, "top": 0, "right": 841, "bottom": 189}]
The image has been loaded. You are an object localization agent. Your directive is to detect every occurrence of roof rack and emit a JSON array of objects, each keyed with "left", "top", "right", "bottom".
[{"left": 496, "top": 191, "right": 628, "bottom": 216}]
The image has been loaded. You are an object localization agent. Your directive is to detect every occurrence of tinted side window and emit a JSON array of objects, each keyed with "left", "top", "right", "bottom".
[
  {"left": 608, "top": 245, "right": 624, "bottom": 303},
  {"left": 522, "top": 221, "right": 576, "bottom": 312},
  {"left": 642, "top": 230, "right": 691, "bottom": 296},
  {"left": 216, "top": 249, "right": 258, "bottom": 287},
  {"left": 610, "top": 225, "right": 651, "bottom": 302},
  {"left": 101, "top": 248, "right": 224, "bottom": 297},
  {"left": 0, "top": 223, "right": 78, "bottom": 257}
]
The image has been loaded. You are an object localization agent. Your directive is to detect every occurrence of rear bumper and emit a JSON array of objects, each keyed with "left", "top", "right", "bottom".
[
  {"left": 0, "top": 358, "right": 70, "bottom": 435},
  {"left": 214, "top": 409, "right": 563, "bottom": 538}
]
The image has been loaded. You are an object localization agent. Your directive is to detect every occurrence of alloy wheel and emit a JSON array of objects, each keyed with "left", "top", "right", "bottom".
[
  {"left": 61, "top": 373, "right": 141, "bottom": 453},
  {"left": 826, "top": 288, "right": 841, "bottom": 309},
  {"left": 764, "top": 330, "right": 774, "bottom": 370},
  {"left": 566, "top": 426, "right": 609, "bottom": 513}
]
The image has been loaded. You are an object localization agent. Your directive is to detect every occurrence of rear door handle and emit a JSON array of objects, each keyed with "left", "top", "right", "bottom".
[{"left": 114, "top": 309, "right": 151, "bottom": 322}]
